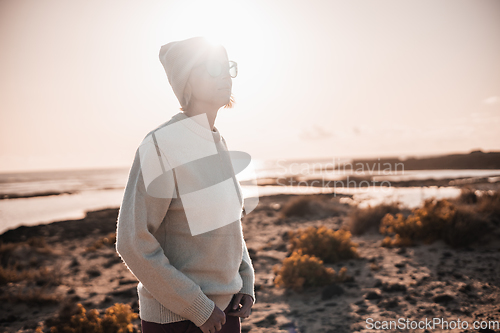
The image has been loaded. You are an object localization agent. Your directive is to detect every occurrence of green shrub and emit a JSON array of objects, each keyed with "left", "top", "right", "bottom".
[
  {"left": 287, "top": 226, "right": 359, "bottom": 263},
  {"left": 272, "top": 249, "right": 351, "bottom": 292}
]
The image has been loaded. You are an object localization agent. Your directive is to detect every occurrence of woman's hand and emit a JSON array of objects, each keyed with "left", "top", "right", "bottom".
[
  {"left": 199, "top": 305, "right": 225, "bottom": 333},
  {"left": 226, "top": 293, "right": 254, "bottom": 318}
]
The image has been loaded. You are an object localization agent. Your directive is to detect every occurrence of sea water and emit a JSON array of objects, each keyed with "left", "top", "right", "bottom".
[{"left": 1, "top": 161, "right": 499, "bottom": 235}]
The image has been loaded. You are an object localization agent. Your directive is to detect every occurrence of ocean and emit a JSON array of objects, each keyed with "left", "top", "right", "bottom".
[{"left": 1, "top": 158, "right": 500, "bottom": 235}]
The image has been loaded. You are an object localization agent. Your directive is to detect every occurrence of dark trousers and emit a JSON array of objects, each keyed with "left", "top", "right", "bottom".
[{"left": 141, "top": 301, "right": 241, "bottom": 333}]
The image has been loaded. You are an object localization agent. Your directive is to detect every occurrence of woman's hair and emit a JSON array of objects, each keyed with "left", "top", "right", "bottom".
[
  {"left": 223, "top": 95, "right": 235, "bottom": 109},
  {"left": 180, "top": 94, "right": 235, "bottom": 111}
]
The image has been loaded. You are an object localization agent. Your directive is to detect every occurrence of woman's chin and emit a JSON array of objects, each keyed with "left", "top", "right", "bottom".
[{"left": 219, "top": 96, "right": 231, "bottom": 107}]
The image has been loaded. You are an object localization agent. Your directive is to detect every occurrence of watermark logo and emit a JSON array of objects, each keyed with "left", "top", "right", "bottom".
[
  {"left": 138, "top": 113, "right": 259, "bottom": 236},
  {"left": 272, "top": 158, "right": 404, "bottom": 195}
]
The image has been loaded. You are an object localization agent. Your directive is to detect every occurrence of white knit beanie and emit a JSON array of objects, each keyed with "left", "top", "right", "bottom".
[{"left": 159, "top": 37, "right": 213, "bottom": 107}]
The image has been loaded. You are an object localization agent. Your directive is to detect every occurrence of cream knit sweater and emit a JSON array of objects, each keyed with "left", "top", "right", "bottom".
[{"left": 115, "top": 111, "right": 255, "bottom": 327}]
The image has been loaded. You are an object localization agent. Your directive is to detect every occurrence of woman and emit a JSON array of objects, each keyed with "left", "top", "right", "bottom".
[{"left": 115, "top": 37, "right": 255, "bottom": 333}]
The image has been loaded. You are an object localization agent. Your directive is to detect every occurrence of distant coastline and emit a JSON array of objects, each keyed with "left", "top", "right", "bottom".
[
  {"left": 1, "top": 149, "right": 500, "bottom": 201},
  {"left": 341, "top": 149, "right": 500, "bottom": 170}
]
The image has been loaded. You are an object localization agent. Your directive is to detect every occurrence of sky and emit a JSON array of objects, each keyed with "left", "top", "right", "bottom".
[{"left": 1, "top": 0, "right": 499, "bottom": 173}]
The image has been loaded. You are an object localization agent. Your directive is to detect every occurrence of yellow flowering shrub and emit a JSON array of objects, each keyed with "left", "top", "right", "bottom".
[
  {"left": 101, "top": 303, "right": 138, "bottom": 333},
  {"left": 50, "top": 303, "right": 101, "bottom": 333},
  {"left": 380, "top": 198, "right": 490, "bottom": 248},
  {"left": 48, "top": 302, "right": 137, "bottom": 333},
  {"left": 273, "top": 249, "right": 351, "bottom": 292},
  {"left": 287, "top": 226, "right": 359, "bottom": 263}
]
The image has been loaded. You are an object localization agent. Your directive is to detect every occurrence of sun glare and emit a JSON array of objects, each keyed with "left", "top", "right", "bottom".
[
  {"left": 174, "top": 0, "right": 252, "bottom": 54},
  {"left": 150, "top": 0, "right": 280, "bottom": 112},
  {"left": 157, "top": 0, "right": 277, "bottom": 70}
]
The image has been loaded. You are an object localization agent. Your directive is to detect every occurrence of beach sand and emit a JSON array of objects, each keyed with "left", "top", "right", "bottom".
[{"left": 1, "top": 184, "right": 500, "bottom": 333}]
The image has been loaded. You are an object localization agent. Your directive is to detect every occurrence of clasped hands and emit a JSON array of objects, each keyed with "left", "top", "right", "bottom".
[
  {"left": 227, "top": 293, "right": 253, "bottom": 318},
  {"left": 199, "top": 293, "right": 253, "bottom": 333}
]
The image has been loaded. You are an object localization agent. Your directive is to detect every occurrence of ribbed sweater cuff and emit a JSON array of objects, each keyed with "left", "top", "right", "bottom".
[
  {"left": 180, "top": 290, "right": 215, "bottom": 327},
  {"left": 239, "top": 275, "right": 256, "bottom": 303}
]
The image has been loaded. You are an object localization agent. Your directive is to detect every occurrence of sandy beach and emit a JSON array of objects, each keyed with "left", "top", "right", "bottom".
[{"left": 1, "top": 181, "right": 500, "bottom": 333}]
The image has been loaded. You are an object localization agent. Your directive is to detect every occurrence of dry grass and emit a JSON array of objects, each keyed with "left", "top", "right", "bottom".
[
  {"left": 0, "top": 236, "right": 60, "bottom": 287},
  {"left": 451, "top": 186, "right": 479, "bottom": 205},
  {"left": 0, "top": 264, "right": 61, "bottom": 286},
  {"left": 85, "top": 233, "right": 117, "bottom": 252},
  {"left": 0, "top": 286, "right": 62, "bottom": 305},
  {"left": 279, "top": 195, "right": 327, "bottom": 218},
  {"left": 450, "top": 188, "right": 500, "bottom": 225},
  {"left": 0, "top": 236, "right": 52, "bottom": 265},
  {"left": 475, "top": 191, "right": 500, "bottom": 225},
  {"left": 442, "top": 204, "right": 493, "bottom": 248},
  {"left": 347, "top": 201, "right": 407, "bottom": 235}
]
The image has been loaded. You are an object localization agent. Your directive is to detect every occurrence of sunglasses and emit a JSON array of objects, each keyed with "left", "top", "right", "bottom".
[{"left": 201, "top": 60, "right": 238, "bottom": 78}]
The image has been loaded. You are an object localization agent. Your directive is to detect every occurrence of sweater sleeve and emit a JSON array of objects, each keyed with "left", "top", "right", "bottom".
[
  {"left": 238, "top": 239, "right": 256, "bottom": 303},
  {"left": 115, "top": 143, "right": 215, "bottom": 327}
]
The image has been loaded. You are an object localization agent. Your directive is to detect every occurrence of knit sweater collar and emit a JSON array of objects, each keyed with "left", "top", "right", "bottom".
[{"left": 172, "top": 112, "right": 221, "bottom": 143}]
